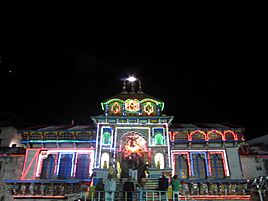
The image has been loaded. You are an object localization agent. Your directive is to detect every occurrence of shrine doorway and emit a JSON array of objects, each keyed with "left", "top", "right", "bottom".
[{"left": 117, "top": 131, "right": 148, "bottom": 178}]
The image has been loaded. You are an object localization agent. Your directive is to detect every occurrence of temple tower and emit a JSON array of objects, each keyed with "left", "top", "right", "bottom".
[{"left": 91, "top": 77, "right": 173, "bottom": 178}]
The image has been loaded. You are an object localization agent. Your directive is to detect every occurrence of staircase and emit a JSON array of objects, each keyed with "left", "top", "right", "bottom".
[
  {"left": 115, "top": 178, "right": 158, "bottom": 190},
  {"left": 116, "top": 178, "right": 168, "bottom": 201}
]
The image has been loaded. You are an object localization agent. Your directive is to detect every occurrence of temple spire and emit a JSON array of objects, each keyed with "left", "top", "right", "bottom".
[
  {"left": 122, "top": 80, "right": 127, "bottom": 93},
  {"left": 127, "top": 76, "right": 137, "bottom": 93},
  {"left": 138, "top": 80, "right": 143, "bottom": 93},
  {"left": 130, "top": 81, "right": 135, "bottom": 93}
]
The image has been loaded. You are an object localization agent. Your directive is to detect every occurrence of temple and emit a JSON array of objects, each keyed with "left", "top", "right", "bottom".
[{"left": 3, "top": 78, "right": 251, "bottom": 200}]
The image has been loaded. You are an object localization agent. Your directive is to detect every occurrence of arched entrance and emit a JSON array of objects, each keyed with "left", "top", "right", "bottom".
[{"left": 118, "top": 131, "right": 148, "bottom": 178}]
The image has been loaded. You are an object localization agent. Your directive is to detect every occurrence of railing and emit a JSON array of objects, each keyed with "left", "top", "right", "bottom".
[
  {"left": 87, "top": 190, "right": 171, "bottom": 201},
  {"left": 4, "top": 181, "right": 252, "bottom": 200},
  {"left": 84, "top": 189, "right": 251, "bottom": 201}
]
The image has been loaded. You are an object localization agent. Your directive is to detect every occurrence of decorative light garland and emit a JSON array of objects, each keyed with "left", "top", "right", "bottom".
[{"left": 171, "top": 129, "right": 239, "bottom": 142}]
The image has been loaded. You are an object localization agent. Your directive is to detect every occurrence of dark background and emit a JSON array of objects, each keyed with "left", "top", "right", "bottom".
[{"left": 0, "top": 7, "right": 267, "bottom": 140}]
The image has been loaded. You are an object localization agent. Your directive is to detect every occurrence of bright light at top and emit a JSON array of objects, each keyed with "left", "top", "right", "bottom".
[{"left": 127, "top": 76, "right": 137, "bottom": 82}]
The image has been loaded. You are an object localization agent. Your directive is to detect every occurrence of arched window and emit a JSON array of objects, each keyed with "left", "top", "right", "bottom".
[
  {"left": 58, "top": 154, "right": 73, "bottom": 179},
  {"left": 154, "top": 153, "right": 165, "bottom": 169},
  {"left": 40, "top": 154, "right": 55, "bottom": 179},
  {"left": 224, "top": 131, "right": 237, "bottom": 141},
  {"left": 207, "top": 130, "right": 223, "bottom": 141},
  {"left": 154, "top": 133, "right": 164, "bottom": 145},
  {"left": 75, "top": 154, "right": 90, "bottom": 179},
  {"left": 102, "top": 132, "right": 111, "bottom": 144},
  {"left": 101, "top": 153, "right": 110, "bottom": 169},
  {"left": 189, "top": 130, "right": 206, "bottom": 141}
]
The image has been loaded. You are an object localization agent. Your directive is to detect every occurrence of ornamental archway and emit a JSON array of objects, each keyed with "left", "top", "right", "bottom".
[{"left": 118, "top": 131, "right": 148, "bottom": 178}]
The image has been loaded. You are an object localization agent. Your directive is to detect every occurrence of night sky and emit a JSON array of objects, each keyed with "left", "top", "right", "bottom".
[{"left": 0, "top": 8, "right": 267, "bottom": 140}]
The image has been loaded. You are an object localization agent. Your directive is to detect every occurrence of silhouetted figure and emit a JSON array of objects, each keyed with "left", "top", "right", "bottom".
[
  {"left": 158, "top": 174, "right": 169, "bottom": 200},
  {"left": 137, "top": 159, "right": 145, "bottom": 179},
  {"left": 137, "top": 178, "right": 146, "bottom": 201},
  {"left": 123, "top": 176, "right": 135, "bottom": 201},
  {"left": 95, "top": 178, "right": 105, "bottom": 201}
]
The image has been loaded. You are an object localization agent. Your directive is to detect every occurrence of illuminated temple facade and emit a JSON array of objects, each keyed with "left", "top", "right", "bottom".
[{"left": 4, "top": 80, "right": 251, "bottom": 200}]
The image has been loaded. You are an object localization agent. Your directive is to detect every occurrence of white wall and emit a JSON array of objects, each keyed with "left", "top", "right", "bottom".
[
  {"left": 0, "top": 155, "right": 25, "bottom": 201},
  {"left": 226, "top": 147, "right": 244, "bottom": 179},
  {"left": 0, "top": 127, "right": 21, "bottom": 147},
  {"left": 240, "top": 156, "right": 267, "bottom": 180}
]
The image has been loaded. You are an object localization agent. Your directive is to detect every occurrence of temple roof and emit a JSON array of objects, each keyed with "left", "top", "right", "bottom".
[
  {"left": 19, "top": 123, "right": 244, "bottom": 132},
  {"left": 102, "top": 91, "right": 163, "bottom": 103},
  {"left": 20, "top": 124, "right": 96, "bottom": 132},
  {"left": 102, "top": 78, "right": 163, "bottom": 103},
  {"left": 169, "top": 123, "right": 244, "bottom": 130}
]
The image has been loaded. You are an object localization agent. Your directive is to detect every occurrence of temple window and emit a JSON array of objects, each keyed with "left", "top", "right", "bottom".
[
  {"left": 40, "top": 154, "right": 56, "bottom": 179},
  {"left": 190, "top": 130, "right": 206, "bottom": 141},
  {"left": 58, "top": 154, "right": 73, "bottom": 179},
  {"left": 30, "top": 132, "right": 43, "bottom": 140},
  {"left": 210, "top": 154, "right": 224, "bottom": 178},
  {"left": 22, "top": 132, "right": 29, "bottom": 140},
  {"left": 75, "top": 154, "right": 90, "bottom": 179},
  {"left": 102, "top": 132, "right": 111, "bottom": 144},
  {"left": 43, "top": 132, "right": 57, "bottom": 140},
  {"left": 176, "top": 154, "right": 189, "bottom": 179},
  {"left": 76, "top": 131, "right": 91, "bottom": 140},
  {"left": 174, "top": 131, "right": 188, "bottom": 141},
  {"left": 154, "top": 133, "right": 164, "bottom": 145},
  {"left": 111, "top": 102, "right": 121, "bottom": 115},
  {"left": 143, "top": 102, "right": 154, "bottom": 115},
  {"left": 225, "top": 131, "right": 237, "bottom": 141},
  {"left": 191, "top": 153, "right": 207, "bottom": 179},
  {"left": 101, "top": 152, "right": 110, "bottom": 169},
  {"left": 207, "top": 130, "right": 223, "bottom": 141},
  {"left": 154, "top": 153, "right": 164, "bottom": 169},
  {"left": 58, "top": 132, "right": 74, "bottom": 140}
]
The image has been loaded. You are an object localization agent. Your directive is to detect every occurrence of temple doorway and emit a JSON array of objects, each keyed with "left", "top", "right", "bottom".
[
  {"left": 120, "top": 153, "right": 148, "bottom": 178},
  {"left": 118, "top": 131, "right": 148, "bottom": 178}
]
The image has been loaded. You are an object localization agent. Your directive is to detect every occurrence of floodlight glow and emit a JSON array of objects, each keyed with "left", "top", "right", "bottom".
[{"left": 127, "top": 76, "right": 137, "bottom": 82}]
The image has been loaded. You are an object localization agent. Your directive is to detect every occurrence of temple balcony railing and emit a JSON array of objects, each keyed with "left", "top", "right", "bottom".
[
  {"left": 3, "top": 179, "right": 252, "bottom": 200},
  {"left": 4, "top": 179, "right": 90, "bottom": 199},
  {"left": 21, "top": 131, "right": 97, "bottom": 141},
  {"left": 90, "top": 190, "right": 251, "bottom": 201}
]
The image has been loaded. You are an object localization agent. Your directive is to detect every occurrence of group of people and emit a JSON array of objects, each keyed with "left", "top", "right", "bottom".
[
  {"left": 95, "top": 174, "right": 145, "bottom": 201},
  {"left": 95, "top": 174, "right": 116, "bottom": 201},
  {"left": 158, "top": 174, "right": 183, "bottom": 201},
  {"left": 95, "top": 173, "right": 182, "bottom": 201},
  {"left": 128, "top": 157, "right": 144, "bottom": 180},
  {"left": 121, "top": 154, "right": 148, "bottom": 180}
]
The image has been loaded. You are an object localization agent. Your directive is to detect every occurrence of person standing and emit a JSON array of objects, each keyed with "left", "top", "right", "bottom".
[
  {"left": 158, "top": 174, "right": 169, "bottom": 200},
  {"left": 170, "top": 175, "right": 182, "bottom": 201},
  {"left": 116, "top": 178, "right": 124, "bottom": 201},
  {"left": 95, "top": 178, "right": 105, "bottom": 201},
  {"left": 108, "top": 163, "right": 114, "bottom": 176},
  {"left": 137, "top": 178, "right": 146, "bottom": 201},
  {"left": 123, "top": 176, "right": 135, "bottom": 201},
  {"left": 128, "top": 156, "right": 134, "bottom": 179},
  {"left": 104, "top": 174, "right": 116, "bottom": 201},
  {"left": 132, "top": 159, "right": 141, "bottom": 181}
]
